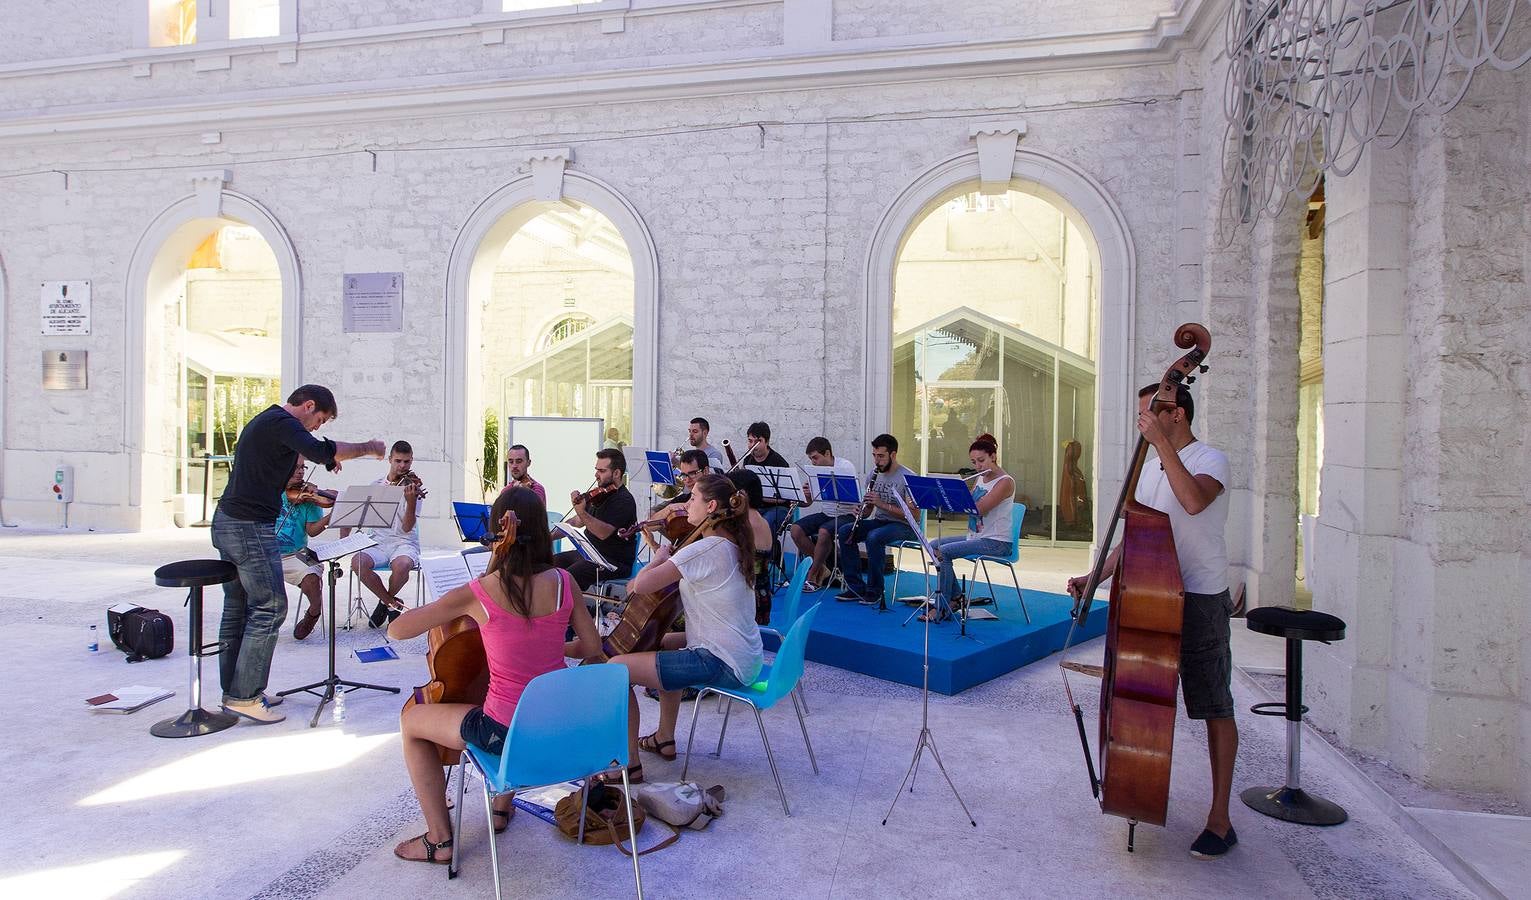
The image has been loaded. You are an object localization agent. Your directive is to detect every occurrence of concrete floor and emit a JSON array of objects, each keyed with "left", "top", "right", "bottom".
[{"left": 0, "top": 526, "right": 1495, "bottom": 899}]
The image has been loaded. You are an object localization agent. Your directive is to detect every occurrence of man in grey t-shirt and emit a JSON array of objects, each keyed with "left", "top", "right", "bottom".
[{"left": 835, "top": 434, "right": 917, "bottom": 606}]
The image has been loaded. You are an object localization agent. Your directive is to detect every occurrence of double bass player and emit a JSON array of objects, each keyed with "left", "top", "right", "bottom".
[{"left": 1068, "top": 382, "right": 1238, "bottom": 859}]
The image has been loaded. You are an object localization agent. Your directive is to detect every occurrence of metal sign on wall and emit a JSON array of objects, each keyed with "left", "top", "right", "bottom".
[
  {"left": 42, "top": 350, "right": 88, "bottom": 390},
  {"left": 342, "top": 272, "right": 404, "bottom": 333},
  {"left": 40, "top": 280, "right": 91, "bottom": 335}
]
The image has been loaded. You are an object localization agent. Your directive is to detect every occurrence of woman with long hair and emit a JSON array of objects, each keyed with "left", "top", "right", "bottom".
[
  {"left": 387, "top": 487, "right": 602, "bottom": 863},
  {"left": 725, "top": 467, "right": 777, "bottom": 625},
  {"left": 607, "top": 473, "right": 765, "bottom": 780},
  {"left": 927, "top": 434, "right": 1016, "bottom": 622}
]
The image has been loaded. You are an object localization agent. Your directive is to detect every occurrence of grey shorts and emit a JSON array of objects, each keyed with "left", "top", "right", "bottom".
[{"left": 1180, "top": 589, "right": 1234, "bottom": 720}]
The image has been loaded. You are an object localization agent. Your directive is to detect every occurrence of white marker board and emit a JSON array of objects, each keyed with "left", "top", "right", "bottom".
[{"left": 506, "top": 417, "right": 605, "bottom": 518}]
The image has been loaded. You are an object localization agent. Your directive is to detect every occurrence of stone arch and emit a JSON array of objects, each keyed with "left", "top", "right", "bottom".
[
  {"left": 123, "top": 189, "right": 302, "bottom": 520},
  {"left": 861, "top": 148, "right": 1136, "bottom": 544},
  {"left": 443, "top": 170, "right": 659, "bottom": 503}
]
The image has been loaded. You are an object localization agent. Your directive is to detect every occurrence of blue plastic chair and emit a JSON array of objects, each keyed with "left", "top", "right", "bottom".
[
  {"left": 682, "top": 604, "right": 821, "bottom": 816},
  {"left": 450, "top": 664, "right": 643, "bottom": 899},
  {"left": 760, "top": 558, "right": 813, "bottom": 715},
  {"left": 969, "top": 503, "right": 1029, "bottom": 622}
]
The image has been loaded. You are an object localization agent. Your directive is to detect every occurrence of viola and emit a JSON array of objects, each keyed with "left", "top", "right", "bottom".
[{"left": 1061, "top": 322, "right": 1211, "bottom": 849}]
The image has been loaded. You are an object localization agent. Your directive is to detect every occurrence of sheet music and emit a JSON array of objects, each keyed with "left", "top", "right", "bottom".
[
  {"left": 465, "top": 551, "right": 490, "bottom": 578},
  {"left": 553, "top": 522, "right": 618, "bottom": 571},
  {"left": 421, "top": 554, "right": 472, "bottom": 601},
  {"left": 308, "top": 532, "right": 378, "bottom": 562},
  {"left": 745, "top": 464, "right": 802, "bottom": 501}
]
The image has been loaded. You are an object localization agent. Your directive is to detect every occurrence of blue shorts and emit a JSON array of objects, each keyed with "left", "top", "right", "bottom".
[
  {"left": 459, "top": 706, "right": 508, "bottom": 754},
  {"left": 656, "top": 647, "right": 746, "bottom": 692}
]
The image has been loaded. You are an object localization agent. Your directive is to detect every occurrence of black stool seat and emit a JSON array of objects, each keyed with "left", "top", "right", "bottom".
[
  {"left": 151, "top": 558, "right": 238, "bottom": 739},
  {"left": 155, "top": 559, "right": 237, "bottom": 588},
  {"left": 1246, "top": 606, "right": 1345, "bottom": 642},
  {"left": 1241, "top": 605, "right": 1349, "bottom": 826}
]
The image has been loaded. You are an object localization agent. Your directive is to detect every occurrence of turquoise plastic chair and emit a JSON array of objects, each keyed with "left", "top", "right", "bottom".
[
  {"left": 450, "top": 664, "right": 643, "bottom": 899},
  {"left": 760, "top": 558, "right": 811, "bottom": 653},
  {"left": 760, "top": 558, "right": 813, "bottom": 715},
  {"left": 682, "top": 604, "right": 821, "bottom": 816},
  {"left": 969, "top": 503, "right": 1029, "bottom": 622}
]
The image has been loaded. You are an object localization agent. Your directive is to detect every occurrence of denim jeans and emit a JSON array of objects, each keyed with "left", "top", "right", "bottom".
[
  {"left": 836, "top": 519, "right": 917, "bottom": 599},
  {"left": 212, "top": 509, "right": 289, "bottom": 702},
  {"left": 930, "top": 536, "right": 1011, "bottom": 606}
]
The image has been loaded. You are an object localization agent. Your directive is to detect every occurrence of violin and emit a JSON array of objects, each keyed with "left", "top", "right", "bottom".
[
  {"left": 1060, "top": 322, "right": 1211, "bottom": 849},
  {"left": 574, "top": 482, "right": 620, "bottom": 506},
  {"left": 617, "top": 508, "right": 695, "bottom": 543},
  {"left": 393, "top": 469, "right": 428, "bottom": 498},
  {"left": 285, "top": 479, "right": 338, "bottom": 508}
]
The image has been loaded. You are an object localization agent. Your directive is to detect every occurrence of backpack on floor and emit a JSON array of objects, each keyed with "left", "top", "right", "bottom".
[{"left": 108, "top": 605, "right": 175, "bottom": 663}]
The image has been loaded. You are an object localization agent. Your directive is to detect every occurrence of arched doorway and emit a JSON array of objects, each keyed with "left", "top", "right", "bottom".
[
  {"left": 445, "top": 172, "right": 658, "bottom": 507},
  {"left": 480, "top": 203, "right": 636, "bottom": 496},
  {"left": 864, "top": 150, "right": 1135, "bottom": 549},
  {"left": 890, "top": 187, "right": 1098, "bottom": 544},
  {"left": 126, "top": 191, "right": 301, "bottom": 528}
]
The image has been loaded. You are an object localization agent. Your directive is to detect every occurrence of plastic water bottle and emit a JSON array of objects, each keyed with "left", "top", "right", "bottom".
[
  {"left": 332, "top": 689, "right": 347, "bottom": 724},
  {"left": 87, "top": 624, "right": 99, "bottom": 653}
]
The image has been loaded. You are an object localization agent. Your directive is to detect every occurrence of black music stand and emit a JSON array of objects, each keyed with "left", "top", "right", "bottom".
[
  {"left": 279, "top": 532, "right": 401, "bottom": 727},
  {"left": 883, "top": 486, "right": 976, "bottom": 829},
  {"left": 812, "top": 470, "right": 862, "bottom": 591}
]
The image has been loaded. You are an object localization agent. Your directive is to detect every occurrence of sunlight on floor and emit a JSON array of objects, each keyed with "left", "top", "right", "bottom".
[
  {"left": 0, "top": 850, "right": 185, "bottom": 899},
  {"left": 81, "top": 729, "right": 397, "bottom": 806}
]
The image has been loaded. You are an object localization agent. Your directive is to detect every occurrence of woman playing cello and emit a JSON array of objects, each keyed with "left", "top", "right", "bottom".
[{"left": 387, "top": 487, "right": 602, "bottom": 864}]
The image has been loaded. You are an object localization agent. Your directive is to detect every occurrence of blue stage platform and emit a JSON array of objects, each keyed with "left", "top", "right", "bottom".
[{"left": 772, "top": 570, "right": 1108, "bottom": 696}]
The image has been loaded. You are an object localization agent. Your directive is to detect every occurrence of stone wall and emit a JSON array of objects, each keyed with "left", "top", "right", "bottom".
[{"left": 831, "top": 0, "right": 1172, "bottom": 41}]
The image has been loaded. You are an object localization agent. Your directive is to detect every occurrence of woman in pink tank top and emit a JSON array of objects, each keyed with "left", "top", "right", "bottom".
[{"left": 387, "top": 487, "right": 601, "bottom": 864}]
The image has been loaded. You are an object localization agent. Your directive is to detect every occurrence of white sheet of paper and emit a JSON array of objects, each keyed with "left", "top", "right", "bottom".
[
  {"left": 421, "top": 554, "right": 472, "bottom": 601},
  {"left": 553, "top": 522, "right": 617, "bottom": 571},
  {"left": 89, "top": 685, "right": 174, "bottom": 712},
  {"left": 308, "top": 532, "right": 379, "bottom": 562}
]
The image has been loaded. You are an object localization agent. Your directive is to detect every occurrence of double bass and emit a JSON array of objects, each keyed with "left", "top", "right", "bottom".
[{"left": 1060, "top": 323, "right": 1211, "bottom": 851}]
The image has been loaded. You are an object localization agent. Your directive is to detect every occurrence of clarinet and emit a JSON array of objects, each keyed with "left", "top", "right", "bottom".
[{"left": 845, "top": 472, "right": 879, "bottom": 535}]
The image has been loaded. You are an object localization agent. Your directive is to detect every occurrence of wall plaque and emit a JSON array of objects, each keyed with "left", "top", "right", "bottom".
[
  {"left": 40, "top": 281, "right": 91, "bottom": 335},
  {"left": 42, "top": 350, "right": 88, "bottom": 390}
]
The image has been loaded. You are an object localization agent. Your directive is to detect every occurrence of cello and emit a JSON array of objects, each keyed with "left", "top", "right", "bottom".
[
  {"left": 398, "top": 517, "right": 519, "bottom": 766},
  {"left": 1059, "top": 323, "right": 1212, "bottom": 851}
]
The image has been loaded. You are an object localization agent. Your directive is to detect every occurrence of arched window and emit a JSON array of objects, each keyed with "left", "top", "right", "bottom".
[{"left": 537, "top": 313, "right": 594, "bottom": 351}]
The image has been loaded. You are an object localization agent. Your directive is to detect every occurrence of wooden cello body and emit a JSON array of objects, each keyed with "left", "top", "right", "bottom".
[
  {"left": 402, "top": 614, "right": 489, "bottom": 766},
  {"left": 1062, "top": 322, "right": 1210, "bottom": 840}
]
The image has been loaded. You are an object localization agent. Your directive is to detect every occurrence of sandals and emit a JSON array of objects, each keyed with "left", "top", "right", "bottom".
[
  {"left": 394, "top": 833, "right": 453, "bottom": 864},
  {"left": 638, "top": 733, "right": 677, "bottom": 761},
  {"left": 493, "top": 806, "right": 514, "bottom": 834},
  {"left": 590, "top": 762, "right": 644, "bottom": 787}
]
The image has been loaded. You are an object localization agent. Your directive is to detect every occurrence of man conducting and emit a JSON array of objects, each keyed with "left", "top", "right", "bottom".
[{"left": 212, "top": 385, "right": 384, "bottom": 724}]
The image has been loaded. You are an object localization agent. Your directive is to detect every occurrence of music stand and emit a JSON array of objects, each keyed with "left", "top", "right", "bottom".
[
  {"left": 452, "top": 500, "right": 493, "bottom": 545},
  {"left": 280, "top": 533, "right": 402, "bottom": 728},
  {"left": 811, "top": 469, "right": 862, "bottom": 591},
  {"left": 900, "top": 475, "right": 988, "bottom": 636},
  {"left": 552, "top": 522, "right": 618, "bottom": 574},
  {"left": 883, "top": 486, "right": 976, "bottom": 829},
  {"left": 644, "top": 450, "right": 676, "bottom": 488},
  {"left": 327, "top": 483, "right": 404, "bottom": 532}
]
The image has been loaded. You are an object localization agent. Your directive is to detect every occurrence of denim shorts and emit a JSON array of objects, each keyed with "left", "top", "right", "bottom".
[
  {"left": 656, "top": 647, "right": 746, "bottom": 692},
  {"left": 1180, "top": 589, "right": 1235, "bottom": 720},
  {"left": 460, "top": 706, "right": 509, "bottom": 754}
]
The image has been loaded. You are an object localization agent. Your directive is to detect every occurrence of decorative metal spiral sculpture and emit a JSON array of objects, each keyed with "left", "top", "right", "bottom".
[{"left": 1220, "top": 0, "right": 1531, "bottom": 228}]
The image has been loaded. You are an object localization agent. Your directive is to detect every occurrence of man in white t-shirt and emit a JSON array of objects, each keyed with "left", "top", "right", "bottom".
[
  {"left": 790, "top": 436, "right": 858, "bottom": 590},
  {"left": 347, "top": 440, "right": 424, "bottom": 627},
  {"left": 1068, "top": 383, "right": 1239, "bottom": 860}
]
